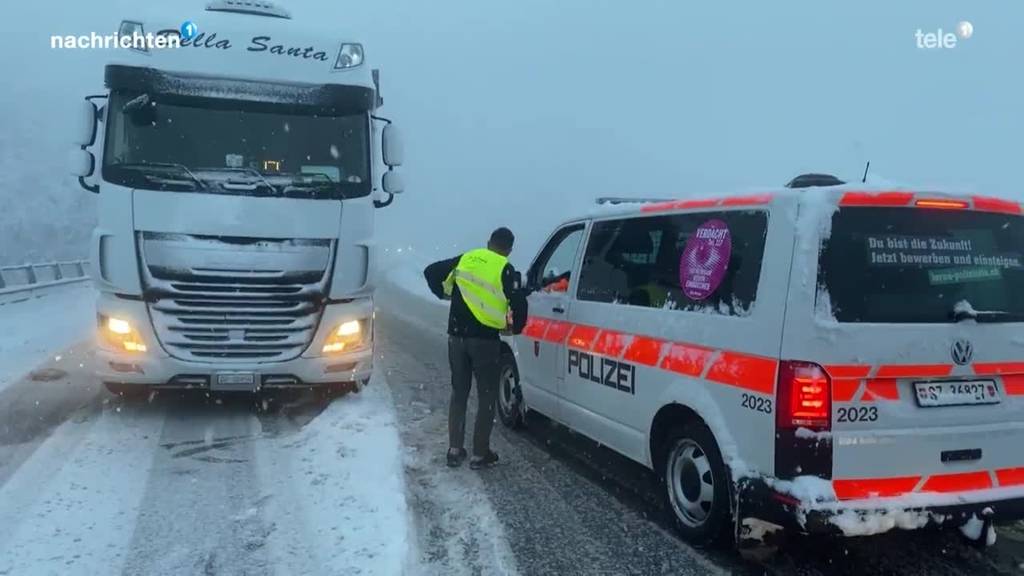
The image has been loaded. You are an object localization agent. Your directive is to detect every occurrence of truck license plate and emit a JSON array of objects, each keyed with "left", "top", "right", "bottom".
[
  {"left": 214, "top": 372, "right": 257, "bottom": 391},
  {"left": 914, "top": 380, "right": 1000, "bottom": 407}
]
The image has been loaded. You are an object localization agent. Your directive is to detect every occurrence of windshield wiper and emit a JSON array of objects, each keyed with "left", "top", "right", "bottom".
[
  {"left": 278, "top": 172, "right": 337, "bottom": 198},
  {"left": 112, "top": 162, "right": 203, "bottom": 190},
  {"left": 192, "top": 167, "right": 280, "bottom": 195}
]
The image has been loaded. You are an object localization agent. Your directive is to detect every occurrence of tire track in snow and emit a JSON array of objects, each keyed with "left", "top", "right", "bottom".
[{"left": 376, "top": 303, "right": 732, "bottom": 576}]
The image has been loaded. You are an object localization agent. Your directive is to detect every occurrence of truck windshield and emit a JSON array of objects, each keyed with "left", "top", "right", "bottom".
[
  {"left": 818, "top": 207, "right": 1024, "bottom": 323},
  {"left": 102, "top": 90, "right": 371, "bottom": 199}
]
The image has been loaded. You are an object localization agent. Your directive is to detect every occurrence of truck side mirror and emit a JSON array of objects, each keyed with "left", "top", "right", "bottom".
[
  {"left": 69, "top": 149, "right": 95, "bottom": 178},
  {"left": 74, "top": 100, "right": 98, "bottom": 147},
  {"left": 382, "top": 124, "right": 404, "bottom": 167},
  {"left": 382, "top": 170, "right": 404, "bottom": 194}
]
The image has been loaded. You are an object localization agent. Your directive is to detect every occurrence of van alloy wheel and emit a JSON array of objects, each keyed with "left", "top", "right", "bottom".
[
  {"left": 660, "top": 422, "right": 731, "bottom": 545},
  {"left": 667, "top": 439, "right": 716, "bottom": 528},
  {"left": 497, "top": 354, "right": 524, "bottom": 428}
]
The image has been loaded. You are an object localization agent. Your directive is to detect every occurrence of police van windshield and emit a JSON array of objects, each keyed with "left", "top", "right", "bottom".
[
  {"left": 818, "top": 207, "right": 1024, "bottom": 323},
  {"left": 102, "top": 90, "right": 371, "bottom": 199}
]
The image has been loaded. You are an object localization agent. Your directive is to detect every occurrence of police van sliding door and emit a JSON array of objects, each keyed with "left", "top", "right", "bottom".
[{"left": 519, "top": 225, "right": 586, "bottom": 421}]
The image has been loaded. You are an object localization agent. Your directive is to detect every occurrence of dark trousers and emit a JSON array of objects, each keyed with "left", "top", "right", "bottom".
[{"left": 448, "top": 336, "right": 500, "bottom": 457}]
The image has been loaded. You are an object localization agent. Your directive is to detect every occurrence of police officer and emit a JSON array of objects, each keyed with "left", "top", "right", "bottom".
[{"left": 424, "top": 227, "right": 526, "bottom": 469}]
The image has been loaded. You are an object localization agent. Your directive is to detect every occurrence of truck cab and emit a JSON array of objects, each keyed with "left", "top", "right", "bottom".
[{"left": 69, "top": 1, "right": 405, "bottom": 394}]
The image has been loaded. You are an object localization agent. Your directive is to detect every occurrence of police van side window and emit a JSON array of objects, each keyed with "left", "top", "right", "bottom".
[
  {"left": 529, "top": 225, "right": 585, "bottom": 293},
  {"left": 576, "top": 211, "right": 768, "bottom": 316}
]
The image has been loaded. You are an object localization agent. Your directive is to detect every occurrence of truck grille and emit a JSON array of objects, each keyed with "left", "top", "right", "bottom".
[{"left": 140, "top": 233, "right": 333, "bottom": 363}]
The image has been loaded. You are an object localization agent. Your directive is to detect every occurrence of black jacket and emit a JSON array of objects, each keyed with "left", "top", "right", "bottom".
[{"left": 424, "top": 253, "right": 528, "bottom": 339}]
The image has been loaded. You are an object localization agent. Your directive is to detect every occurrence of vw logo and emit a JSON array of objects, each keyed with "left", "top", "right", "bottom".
[{"left": 951, "top": 339, "right": 974, "bottom": 365}]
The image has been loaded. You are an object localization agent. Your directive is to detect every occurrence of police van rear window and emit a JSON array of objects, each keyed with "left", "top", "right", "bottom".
[
  {"left": 577, "top": 210, "right": 768, "bottom": 316},
  {"left": 818, "top": 207, "right": 1024, "bottom": 323}
]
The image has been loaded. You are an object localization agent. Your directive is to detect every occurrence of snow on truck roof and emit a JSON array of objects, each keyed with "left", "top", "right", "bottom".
[
  {"left": 105, "top": 1, "right": 375, "bottom": 91},
  {"left": 584, "top": 185, "right": 1023, "bottom": 221}
]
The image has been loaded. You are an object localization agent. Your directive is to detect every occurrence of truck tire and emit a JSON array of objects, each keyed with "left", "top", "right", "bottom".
[
  {"left": 660, "top": 421, "right": 732, "bottom": 546},
  {"left": 497, "top": 353, "right": 525, "bottom": 429}
]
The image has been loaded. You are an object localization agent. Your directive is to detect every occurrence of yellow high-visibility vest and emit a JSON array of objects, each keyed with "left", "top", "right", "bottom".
[{"left": 443, "top": 248, "right": 509, "bottom": 329}]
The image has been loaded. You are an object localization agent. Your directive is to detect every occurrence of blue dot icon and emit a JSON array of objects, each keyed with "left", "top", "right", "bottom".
[{"left": 181, "top": 20, "right": 198, "bottom": 40}]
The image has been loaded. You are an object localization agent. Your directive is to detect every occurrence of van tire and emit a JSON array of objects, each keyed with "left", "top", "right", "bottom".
[
  {"left": 660, "top": 422, "right": 732, "bottom": 546},
  {"left": 497, "top": 353, "right": 525, "bottom": 429}
]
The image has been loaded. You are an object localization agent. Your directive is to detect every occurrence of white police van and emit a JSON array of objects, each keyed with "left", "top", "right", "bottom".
[{"left": 497, "top": 177, "right": 1024, "bottom": 545}]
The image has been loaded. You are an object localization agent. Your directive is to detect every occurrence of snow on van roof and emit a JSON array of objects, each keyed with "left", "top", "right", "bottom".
[{"left": 581, "top": 183, "right": 1022, "bottom": 222}]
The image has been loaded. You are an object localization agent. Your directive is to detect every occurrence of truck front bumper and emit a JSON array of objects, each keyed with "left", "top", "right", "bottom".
[{"left": 95, "top": 293, "right": 374, "bottom": 390}]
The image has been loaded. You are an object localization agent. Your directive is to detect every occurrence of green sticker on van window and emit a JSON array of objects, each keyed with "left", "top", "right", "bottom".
[{"left": 927, "top": 266, "right": 1003, "bottom": 286}]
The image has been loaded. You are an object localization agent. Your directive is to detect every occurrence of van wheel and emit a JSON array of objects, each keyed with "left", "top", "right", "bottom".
[
  {"left": 661, "top": 422, "right": 732, "bottom": 546},
  {"left": 497, "top": 353, "right": 524, "bottom": 429}
]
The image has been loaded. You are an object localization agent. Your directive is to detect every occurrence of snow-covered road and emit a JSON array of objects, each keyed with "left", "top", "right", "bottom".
[
  {"left": 0, "top": 283, "right": 95, "bottom": 394},
  {"left": 4, "top": 278, "right": 1024, "bottom": 576},
  {"left": 0, "top": 288, "right": 413, "bottom": 575}
]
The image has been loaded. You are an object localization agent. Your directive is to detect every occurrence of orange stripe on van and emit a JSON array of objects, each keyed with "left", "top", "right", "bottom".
[
  {"left": 1003, "top": 376, "right": 1024, "bottom": 396},
  {"left": 640, "top": 200, "right": 680, "bottom": 213},
  {"left": 839, "top": 191, "right": 915, "bottom": 207},
  {"left": 721, "top": 193, "right": 773, "bottom": 207},
  {"left": 972, "top": 363, "right": 1024, "bottom": 395},
  {"left": 544, "top": 321, "right": 572, "bottom": 344},
  {"left": 825, "top": 366, "right": 870, "bottom": 403},
  {"left": 676, "top": 198, "right": 722, "bottom": 209},
  {"left": 623, "top": 336, "right": 665, "bottom": 367},
  {"left": 640, "top": 198, "right": 722, "bottom": 213},
  {"left": 862, "top": 379, "right": 900, "bottom": 402},
  {"left": 706, "top": 352, "right": 777, "bottom": 395},
  {"left": 661, "top": 343, "right": 715, "bottom": 377},
  {"left": 920, "top": 471, "right": 993, "bottom": 493},
  {"left": 875, "top": 364, "right": 953, "bottom": 379},
  {"left": 567, "top": 324, "right": 599, "bottom": 351},
  {"left": 972, "top": 195, "right": 1022, "bottom": 215},
  {"left": 825, "top": 365, "right": 872, "bottom": 379},
  {"left": 973, "top": 362, "right": 1024, "bottom": 375},
  {"left": 996, "top": 468, "right": 1024, "bottom": 487},
  {"left": 522, "top": 317, "right": 549, "bottom": 340},
  {"left": 833, "top": 477, "right": 921, "bottom": 500},
  {"left": 592, "top": 330, "right": 628, "bottom": 358},
  {"left": 832, "top": 379, "right": 862, "bottom": 402}
]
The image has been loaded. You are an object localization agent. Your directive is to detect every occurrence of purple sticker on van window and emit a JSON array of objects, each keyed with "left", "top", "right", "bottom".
[{"left": 680, "top": 219, "right": 731, "bottom": 300}]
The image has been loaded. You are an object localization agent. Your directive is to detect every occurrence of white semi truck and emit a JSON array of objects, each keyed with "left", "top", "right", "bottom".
[{"left": 69, "top": 1, "right": 404, "bottom": 394}]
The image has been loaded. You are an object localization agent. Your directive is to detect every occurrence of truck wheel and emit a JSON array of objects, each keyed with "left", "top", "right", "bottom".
[
  {"left": 661, "top": 421, "right": 732, "bottom": 546},
  {"left": 497, "top": 353, "right": 525, "bottom": 429}
]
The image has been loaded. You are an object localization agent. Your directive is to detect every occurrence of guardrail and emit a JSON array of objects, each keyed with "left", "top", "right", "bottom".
[{"left": 0, "top": 260, "right": 91, "bottom": 299}]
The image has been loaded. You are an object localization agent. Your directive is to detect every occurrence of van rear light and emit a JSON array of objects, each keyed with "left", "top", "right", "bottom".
[
  {"left": 915, "top": 198, "right": 969, "bottom": 210},
  {"left": 776, "top": 361, "right": 831, "bottom": 431}
]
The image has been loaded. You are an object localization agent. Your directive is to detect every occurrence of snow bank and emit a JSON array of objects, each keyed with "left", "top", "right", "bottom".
[{"left": 0, "top": 283, "right": 95, "bottom": 393}]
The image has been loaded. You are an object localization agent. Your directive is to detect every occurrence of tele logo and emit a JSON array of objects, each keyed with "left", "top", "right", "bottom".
[{"left": 915, "top": 20, "right": 973, "bottom": 49}]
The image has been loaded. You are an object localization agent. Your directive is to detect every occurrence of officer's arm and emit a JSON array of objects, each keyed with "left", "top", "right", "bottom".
[
  {"left": 503, "top": 264, "right": 529, "bottom": 334},
  {"left": 501, "top": 264, "right": 517, "bottom": 300},
  {"left": 423, "top": 257, "right": 459, "bottom": 300}
]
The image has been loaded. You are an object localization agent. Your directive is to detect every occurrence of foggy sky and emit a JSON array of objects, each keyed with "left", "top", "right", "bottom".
[{"left": 1, "top": 0, "right": 1020, "bottom": 268}]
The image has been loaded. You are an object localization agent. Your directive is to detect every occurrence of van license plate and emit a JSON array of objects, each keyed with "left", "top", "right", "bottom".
[
  {"left": 914, "top": 380, "right": 1000, "bottom": 407},
  {"left": 214, "top": 372, "right": 257, "bottom": 391}
]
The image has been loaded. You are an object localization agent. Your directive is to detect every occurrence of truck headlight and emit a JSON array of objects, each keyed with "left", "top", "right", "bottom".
[
  {"left": 99, "top": 314, "right": 148, "bottom": 352},
  {"left": 333, "top": 43, "right": 363, "bottom": 69},
  {"left": 322, "top": 319, "right": 366, "bottom": 353}
]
